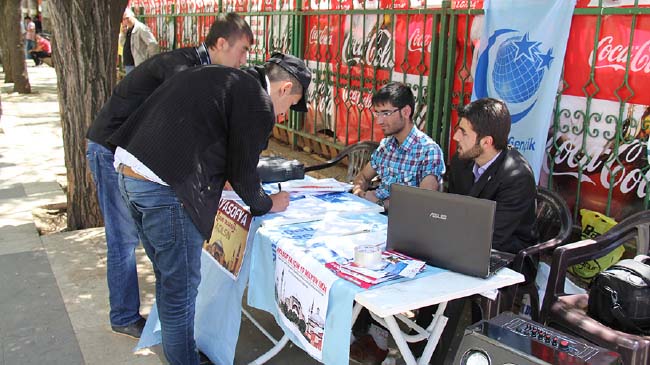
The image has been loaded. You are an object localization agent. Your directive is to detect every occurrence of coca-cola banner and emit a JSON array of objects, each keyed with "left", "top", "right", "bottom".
[
  {"left": 339, "top": 0, "right": 393, "bottom": 80},
  {"left": 542, "top": 95, "right": 650, "bottom": 221},
  {"left": 334, "top": 77, "right": 387, "bottom": 144},
  {"left": 304, "top": 61, "right": 337, "bottom": 136},
  {"left": 264, "top": 0, "right": 295, "bottom": 55},
  {"left": 246, "top": 13, "right": 268, "bottom": 63},
  {"left": 563, "top": 15, "right": 650, "bottom": 105},
  {"left": 473, "top": 0, "right": 576, "bottom": 181},
  {"left": 394, "top": 14, "right": 433, "bottom": 76},
  {"left": 303, "top": 15, "right": 344, "bottom": 63}
]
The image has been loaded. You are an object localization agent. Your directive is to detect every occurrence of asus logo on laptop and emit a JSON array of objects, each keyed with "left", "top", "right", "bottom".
[{"left": 429, "top": 212, "right": 447, "bottom": 220}]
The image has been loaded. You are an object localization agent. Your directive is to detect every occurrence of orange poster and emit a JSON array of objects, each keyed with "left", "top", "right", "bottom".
[{"left": 203, "top": 199, "right": 252, "bottom": 279}]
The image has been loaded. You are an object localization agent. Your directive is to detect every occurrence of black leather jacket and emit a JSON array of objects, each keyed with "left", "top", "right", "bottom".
[{"left": 448, "top": 147, "right": 538, "bottom": 254}]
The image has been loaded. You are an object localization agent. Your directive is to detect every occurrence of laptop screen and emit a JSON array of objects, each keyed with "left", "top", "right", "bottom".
[{"left": 386, "top": 184, "right": 496, "bottom": 278}]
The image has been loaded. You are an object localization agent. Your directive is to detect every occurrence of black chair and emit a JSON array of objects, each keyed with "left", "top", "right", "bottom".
[
  {"left": 480, "top": 186, "right": 573, "bottom": 322},
  {"left": 540, "top": 210, "right": 650, "bottom": 365},
  {"left": 304, "top": 141, "right": 379, "bottom": 183}
]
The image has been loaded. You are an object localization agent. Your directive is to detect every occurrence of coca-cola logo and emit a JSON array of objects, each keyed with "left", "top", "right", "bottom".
[
  {"left": 408, "top": 28, "right": 432, "bottom": 52},
  {"left": 309, "top": 25, "right": 333, "bottom": 46},
  {"left": 310, "top": 0, "right": 331, "bottom": 10},
  {"left": 307, "top": 76, "right": 336, "bottom": 116},
  {"left": 271, "top": 33, "right": 290, "bottom": 51},
  {"left": 341, "top": 88, "right": 372, "bottom": 109},
  {"left": 545, "top": 136, "right": 650, "bottom": 199},
  {"left": 588, "top": 36, "right": 650, "bottom": 73},
  {"left": 341, "top": 28, "right": 394, "bottom": 68}
]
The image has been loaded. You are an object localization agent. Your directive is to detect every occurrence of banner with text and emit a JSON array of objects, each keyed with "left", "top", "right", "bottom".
[
  {"left": 275, "top": 245, "right": 335, "bottom": 361},
  {"left": 473, "top": 0, "right": 576, "bottom": 181},
  {"left": 203, "top": 199, "right": 252, "bottom": 280}
]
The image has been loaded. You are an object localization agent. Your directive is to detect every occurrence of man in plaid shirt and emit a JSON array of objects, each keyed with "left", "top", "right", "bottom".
[
  {"left": 350, "top": 82, "right": 446, "bottom": 364},
  {"left": 352, "top": 82, "right": 445, "bottom": 211}
]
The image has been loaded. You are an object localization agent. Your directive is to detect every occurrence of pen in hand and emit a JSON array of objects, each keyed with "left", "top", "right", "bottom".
[{"left": 278, "top": 183, "right": 282, "bottom": 192}]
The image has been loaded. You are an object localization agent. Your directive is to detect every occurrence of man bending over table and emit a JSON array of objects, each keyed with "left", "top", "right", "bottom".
[{"left": 109, "top": 53, "right": 310, "bottom": 365}]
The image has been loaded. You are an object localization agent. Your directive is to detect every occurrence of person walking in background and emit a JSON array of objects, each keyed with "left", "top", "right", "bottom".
[
  {"left": 119, "top": 8, "right": 158, "bottom": 74},
  {"left": 109, "top": 53, "right": 309, "bottom": 364},
  {"left": 24, "top": 16, "right": 36, "bottom": 60},
  {"left": 86, "top": 13, "right": 253, "bottom": 340},
  {"left": 29, "top": 33, "right": 51, "bottom": 66},
  {"left": 34, "top": 12, "right": 43, "bottom": 34}
]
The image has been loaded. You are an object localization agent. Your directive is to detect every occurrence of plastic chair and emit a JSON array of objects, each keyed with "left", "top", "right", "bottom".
[
  {"left": 539, "top": 210, "right": 650, "bottom": 365},
  {"left": 304, "top": 141, "right": 379, "bottom": 183},
  {"left": 480, "top": 186, "right": 573, "bottom": 322}
]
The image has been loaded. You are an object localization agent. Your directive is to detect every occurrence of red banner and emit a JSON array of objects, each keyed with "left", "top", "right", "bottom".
[
  {"left": 303, "top": 15, "right": 344, "bottom": 63},
  {"left": 563, "top": 15, "right": 650, "bottom": 105}
]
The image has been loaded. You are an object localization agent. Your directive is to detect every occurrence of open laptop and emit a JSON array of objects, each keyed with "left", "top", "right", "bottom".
[{"left": 386, "top": 184, "right": 509, "bottom": 278}]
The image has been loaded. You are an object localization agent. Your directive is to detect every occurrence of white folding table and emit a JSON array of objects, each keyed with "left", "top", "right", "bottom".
[
  {"left": 353, "top": 268, "right": 524, "bottom": 365},
  {"left": 250, "top": 267, "right": 524, "bottom": 365}
]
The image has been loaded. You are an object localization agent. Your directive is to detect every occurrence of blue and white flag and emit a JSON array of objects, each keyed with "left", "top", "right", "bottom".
[{"left": 472, "top": 0, "right": 576, "bottom": 181}]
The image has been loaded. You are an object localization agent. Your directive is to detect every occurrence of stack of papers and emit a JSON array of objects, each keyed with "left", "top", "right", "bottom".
[
  {"left": 325, "top": 251, "right": 426, "bottom": 289},
  {"left": 261, "top": 193, "right": 384, "bottom": 227}
]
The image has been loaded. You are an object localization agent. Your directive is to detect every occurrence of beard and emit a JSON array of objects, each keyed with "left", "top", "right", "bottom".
[{"left": 457, "top": 143, "right": 483, "bottom": 161}]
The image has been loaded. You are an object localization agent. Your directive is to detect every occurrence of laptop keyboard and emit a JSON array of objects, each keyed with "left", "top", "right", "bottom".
[{"left": 489, "top": 255, "right": 510, "bottom": 273}]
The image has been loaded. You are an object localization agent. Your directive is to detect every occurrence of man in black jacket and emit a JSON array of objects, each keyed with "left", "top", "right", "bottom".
[
  {"left": 109, "top": 54, "right": 310, "bottom": 365},
  {"left": 448, "top": 97, "right": 538, "bottom": 253},
  {"left": 85, "top": 13, "right": 253, "bottom": 340},
  {"left": 413, "top": 98, "right": 539, "bottom": 364}
]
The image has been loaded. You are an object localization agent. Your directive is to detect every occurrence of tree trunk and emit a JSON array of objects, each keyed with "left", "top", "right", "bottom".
[
  {"left": 0, "top": 25, "right": 15, "bottom": 84},
  {"left": 48, "top": 0, "right": 127, "bottom": 230},
  {"left": 0, "top": 0, "right": 31, "bottom": 92}
]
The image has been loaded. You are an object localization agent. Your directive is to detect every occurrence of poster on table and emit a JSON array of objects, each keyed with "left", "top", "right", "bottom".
[
  {"left": 472, "top": 0, "right": 576, "bottom": 181},
  {"left": 274, "top": 246, "right": 335, "bottom": 361},
  {"left": 203, "top": 199, "right": 252, "bottom": 279}
]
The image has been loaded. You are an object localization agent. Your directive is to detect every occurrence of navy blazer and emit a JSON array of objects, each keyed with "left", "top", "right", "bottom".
[{"left": 448, "top": 147, "right": 538, "bottom": 254}]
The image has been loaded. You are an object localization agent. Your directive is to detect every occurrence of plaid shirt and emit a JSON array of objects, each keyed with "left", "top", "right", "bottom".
[{"left": 370, "top": 126, "right": 445, "bottom": 200}]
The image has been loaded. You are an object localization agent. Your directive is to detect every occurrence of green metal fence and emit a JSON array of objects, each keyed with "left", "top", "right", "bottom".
[{"left": 130, "top": 0, "right": 650, "bottom": 221}]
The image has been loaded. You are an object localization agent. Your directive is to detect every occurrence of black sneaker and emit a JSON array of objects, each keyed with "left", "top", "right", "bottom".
[{"left": 111, "top": 317, "right": 146, "bottom": 339}]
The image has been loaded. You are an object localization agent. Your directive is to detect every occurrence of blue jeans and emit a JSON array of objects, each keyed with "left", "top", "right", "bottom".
[
  {"left": 118, "top": 172, "right": 202, "bottom": 365},
  {"left": 86, "top": 142, "right": 143, "bottom": 327},
  {"left": 25, "top": 39, "right": 34, "bottom": 58}
]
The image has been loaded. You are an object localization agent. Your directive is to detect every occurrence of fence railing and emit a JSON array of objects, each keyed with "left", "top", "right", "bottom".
[{"left": 128, "top": 0, "right": 650, "bottom": 222}]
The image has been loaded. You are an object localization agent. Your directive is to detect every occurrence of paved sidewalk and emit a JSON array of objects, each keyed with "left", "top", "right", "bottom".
[{"left": 0, "top": 65, "right": 335, "bottom": 365}]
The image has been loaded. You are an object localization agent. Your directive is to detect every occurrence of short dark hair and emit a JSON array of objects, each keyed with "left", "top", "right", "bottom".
[
  {"left": 457, "top": 97, "right": 511, "bottom": 150},
  {"left": 264, "top": 63, "right": 302, "bottom": 96},
  {"left": 24, "top": 16, "right": 32, "bottom": 20},
  {"left": 205, "top": 13, "right": 254, "bottom": 48},
  {"left": 371, "top": 82, "right": 415, "bottom": 119}
]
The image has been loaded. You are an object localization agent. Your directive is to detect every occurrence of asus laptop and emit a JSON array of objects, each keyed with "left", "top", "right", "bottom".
[{"left": 386, "top": 184, "right": 508, "bottom": 278}]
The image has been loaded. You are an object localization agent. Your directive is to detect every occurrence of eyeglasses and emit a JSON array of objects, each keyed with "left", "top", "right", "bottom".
[{"left": 371, "top": 108, "right": 402, "bottom": 118}]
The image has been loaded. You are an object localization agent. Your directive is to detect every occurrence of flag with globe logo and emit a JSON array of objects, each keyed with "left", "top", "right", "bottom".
[{"left": 472, "top": 0, "right": 576, "bottom": 181}]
